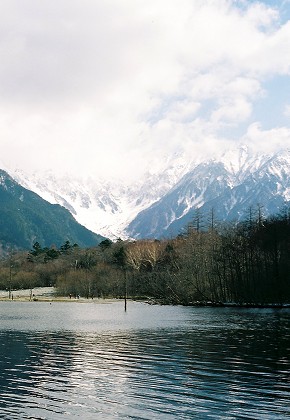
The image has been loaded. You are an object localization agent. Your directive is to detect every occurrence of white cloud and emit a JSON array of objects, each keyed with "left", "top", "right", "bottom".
[
  {"left": 210, "top": 97, "right": 253, "bottom": 126},
  {"left": 243, "top": 122, "right": 290, "bottom": 153},
  {"left": 0, "top": 0, "right": 290, "bottom": 180}
]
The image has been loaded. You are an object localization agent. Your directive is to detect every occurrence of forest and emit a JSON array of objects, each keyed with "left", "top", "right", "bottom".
[{"left": 1, "top": 208, "right": 290, "bottom": 306}]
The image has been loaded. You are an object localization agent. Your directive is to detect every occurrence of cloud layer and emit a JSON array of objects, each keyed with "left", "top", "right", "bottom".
[{"left": 1, "top": 0, "right": 290, "bottom": 180}]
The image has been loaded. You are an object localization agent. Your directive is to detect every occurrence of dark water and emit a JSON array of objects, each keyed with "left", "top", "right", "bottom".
[{"left": 0, "top": 301, "right": 289, "bottom": 419}]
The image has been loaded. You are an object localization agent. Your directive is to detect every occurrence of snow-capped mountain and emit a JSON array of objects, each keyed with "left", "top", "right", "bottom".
[
  {"left": 3, "top": 145, "right": 290, "bottom": 240},
  {"left": 126, "top": 146, "right": 290, "bottom": 238},
  {"left": 9, "top": 152, "right": 192, "bottom": 240}
]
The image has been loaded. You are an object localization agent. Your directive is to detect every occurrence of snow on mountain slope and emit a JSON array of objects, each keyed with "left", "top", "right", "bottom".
[
  {"left": 9, "top": 152, "right": 192, "bottom": 239},
  {"left": 126, "top": 160, "right": 234, "bottom": 238},
  {"left": 219, "top": 145, "right": 270, "bottom": 181},
  {"left": 126, "top": 147, "right": 290, "bottom": 238},
  {"left": 3, "top": 145, "right": 290, "bottom": 240},
  {"left": 10, "top": 172, "right": 138, "bottom": 239}
]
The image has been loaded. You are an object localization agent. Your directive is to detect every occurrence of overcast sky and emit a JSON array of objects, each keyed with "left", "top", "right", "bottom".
[{"left": 1, "top": 0, "right": 290, "bottom": 181}]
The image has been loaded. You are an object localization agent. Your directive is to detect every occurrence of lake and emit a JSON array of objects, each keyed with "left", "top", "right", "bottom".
[{"left": 0, "top": 301, "right": 289, "bottom": 419}]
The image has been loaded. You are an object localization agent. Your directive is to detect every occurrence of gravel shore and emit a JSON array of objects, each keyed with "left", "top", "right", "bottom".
[
  {"left": 0, "top": 287, "right": 121, "bottom": 303},
  {"left": 0, "top": 287, "right": 55, "bottom": 300}
]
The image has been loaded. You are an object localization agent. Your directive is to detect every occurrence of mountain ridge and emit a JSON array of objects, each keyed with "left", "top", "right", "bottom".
[
  {"left": 127, "top": 147, "right": 290, "bottom": 238},
  {"left": 2, "top": 145, "right": 290, "bottom": 240},
  {"left": 0, "top": 169, "right": 104, "bottom": 251}
]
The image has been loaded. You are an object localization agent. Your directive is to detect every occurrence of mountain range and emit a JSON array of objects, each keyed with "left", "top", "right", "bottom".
[{"left": 2, "top": 145, "right": 290, "bottom": 243}]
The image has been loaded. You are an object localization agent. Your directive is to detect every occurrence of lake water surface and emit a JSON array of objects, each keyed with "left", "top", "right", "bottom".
[{"left": 0, "top": 301, "right": 289, "bottom": 419}]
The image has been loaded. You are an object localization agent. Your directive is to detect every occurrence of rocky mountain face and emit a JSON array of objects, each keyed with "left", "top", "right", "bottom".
[
  {"left": 3, "top": 145, "right": 290, "bottom": 240},
  {"left": 0, "top": 170, "right": 104, "bottom": 251},
  {"left": 127, "top": 147, "right": 290, "bottom": 238}
]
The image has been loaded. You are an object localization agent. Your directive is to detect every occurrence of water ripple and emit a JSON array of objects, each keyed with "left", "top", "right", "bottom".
[{"left": 0, "top": 304, "right": 289, "bottom": 419}]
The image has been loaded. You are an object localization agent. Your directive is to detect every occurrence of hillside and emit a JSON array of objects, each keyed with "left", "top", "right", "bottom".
[{"left": 0, "top": 170, "right": 104, "bottom": 251}]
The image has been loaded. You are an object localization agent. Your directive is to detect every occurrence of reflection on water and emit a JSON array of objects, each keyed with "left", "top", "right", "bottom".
[{"left": 0, "top": 301, "right": 289, "bottom": 419}]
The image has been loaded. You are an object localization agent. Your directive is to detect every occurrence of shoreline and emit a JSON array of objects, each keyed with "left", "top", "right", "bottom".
[
  {"left": 0, "top": 287, "right": 119, "bottom": 303},
  {"left": 0, "top": 288, "right": 289, "bottom": 308}
]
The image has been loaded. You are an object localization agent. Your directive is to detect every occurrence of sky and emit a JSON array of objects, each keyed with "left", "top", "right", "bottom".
[{"left": 1, "top": 0, "right": 290, "bottom": 181}]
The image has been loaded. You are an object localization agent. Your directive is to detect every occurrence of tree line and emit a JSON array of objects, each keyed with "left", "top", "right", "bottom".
[{"left": 1, "top": 208, "right": 290, "bottom": 305}]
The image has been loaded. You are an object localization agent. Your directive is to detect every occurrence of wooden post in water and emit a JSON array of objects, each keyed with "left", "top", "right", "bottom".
[
  {"left": 124, "top": 269, "right": 127, "bottom": 312},
  {"left": 9, "top": 255, "right": 12, "bottom": 300}
]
